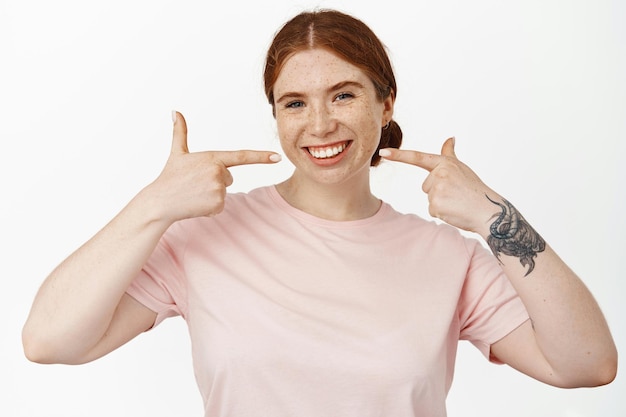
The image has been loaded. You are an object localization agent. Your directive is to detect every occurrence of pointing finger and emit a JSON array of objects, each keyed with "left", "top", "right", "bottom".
[
  {"left": 169, "top": 112, "right": 281, "bottom": 166},
  {"left": 212, "top": 150, "right": 282, "bottom": 168},
  {"left": 171, "top": 110, "right": 189, "bottom": 154},
  {"left": 378, "top": 148, "right": 442, "bottom": 172}
]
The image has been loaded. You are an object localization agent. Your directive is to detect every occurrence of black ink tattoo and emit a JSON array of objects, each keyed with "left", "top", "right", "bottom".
[{"left": 486, "top": 195, "right": 546, "bottom": 276}]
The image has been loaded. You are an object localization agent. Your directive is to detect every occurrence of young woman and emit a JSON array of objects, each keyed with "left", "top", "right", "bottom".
[{"left": 23, "top": 9, "right": 616, "bottom": 417}]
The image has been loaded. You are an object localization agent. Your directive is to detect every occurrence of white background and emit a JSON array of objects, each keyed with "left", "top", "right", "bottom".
[{"left": 1, "top": 0, "right": 624, "bottom": 416}]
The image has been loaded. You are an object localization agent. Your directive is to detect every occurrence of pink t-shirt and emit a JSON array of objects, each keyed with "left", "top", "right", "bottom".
[{"left": 127, "top": 185, "right": 528, "bottom": 417}]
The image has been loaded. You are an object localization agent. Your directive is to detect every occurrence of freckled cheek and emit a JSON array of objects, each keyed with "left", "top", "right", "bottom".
[
  {"left": 276, "top": 117, "right": 301, "bottom": 150},
  {"left": 355, "top": 112, "right": 383, "bottom": 150},
  {"left": 358, "top": 130, "right": 383, "bottom": 155}
]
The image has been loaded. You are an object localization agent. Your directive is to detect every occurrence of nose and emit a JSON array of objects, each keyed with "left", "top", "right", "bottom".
[{"left": 308, "top": 103, "right": 337, "bottom": 137}]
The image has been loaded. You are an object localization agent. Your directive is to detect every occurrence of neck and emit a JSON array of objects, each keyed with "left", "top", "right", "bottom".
[{"left": 275, "top": 172, "right": 381, "bottom": 221}]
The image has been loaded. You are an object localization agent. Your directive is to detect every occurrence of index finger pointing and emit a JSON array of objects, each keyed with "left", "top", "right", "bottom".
[
  {"left": 379, "top": 148, "right": 441, "bottom": 172},
  {"left": 213, "top": 150, "right": 282, "bottom": 167}
]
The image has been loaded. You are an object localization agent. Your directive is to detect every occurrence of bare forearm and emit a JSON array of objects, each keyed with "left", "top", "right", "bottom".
[
  {"left": 480, "top": 196, "right": 617, "bottom": 385},
  {"left": 22, "top": 188, "right": 171, "bottom": 361}
]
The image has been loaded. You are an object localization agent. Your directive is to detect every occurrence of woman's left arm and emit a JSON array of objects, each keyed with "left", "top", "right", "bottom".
[{"left": 379, "top": 139, "right": 617, "bottom": 388}]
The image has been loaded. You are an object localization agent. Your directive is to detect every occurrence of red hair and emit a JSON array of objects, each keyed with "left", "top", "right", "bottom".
[{"left": 264, "top": 9, "right": 402, "bottom": 166}]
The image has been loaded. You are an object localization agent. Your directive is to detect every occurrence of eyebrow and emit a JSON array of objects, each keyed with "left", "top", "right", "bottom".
[{"left": 275, "top": 80, "right": 366, "bottom": 104}]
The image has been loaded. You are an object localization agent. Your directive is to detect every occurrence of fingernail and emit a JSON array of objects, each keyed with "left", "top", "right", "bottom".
[
  {"left": 379, "top": 149, "right": 392, "bottom": 157},
  {"left": 269, "top": 153, "right": 282, "bottom": 162},
  {"left": 171, "top": 110, "right": 177, "bottom": 124}
]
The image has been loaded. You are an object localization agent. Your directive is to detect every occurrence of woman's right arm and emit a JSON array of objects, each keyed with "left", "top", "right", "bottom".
[
  {"left": 22, "top": 111, "right": 281, "bottom": 364},
  {"left": 22, "top": 188, "right": 172, "bottom": 364}
]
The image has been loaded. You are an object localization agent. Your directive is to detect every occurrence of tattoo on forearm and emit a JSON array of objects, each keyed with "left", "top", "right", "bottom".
[{"left": 486, "top": 195, "right": 546, "bottom": 276}]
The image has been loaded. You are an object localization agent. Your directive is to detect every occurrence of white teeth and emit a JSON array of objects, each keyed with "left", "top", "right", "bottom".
[{"left": 308, "top": 143, "right": 347, "bottom": 159}]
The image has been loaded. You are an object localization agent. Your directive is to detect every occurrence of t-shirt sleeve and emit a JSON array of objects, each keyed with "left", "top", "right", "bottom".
[
  {"left": 457, "top": 239, "right": 529, "bottom": 363},
  {"left": 126, "top": 224, "right": 188, "bottom": 328}
]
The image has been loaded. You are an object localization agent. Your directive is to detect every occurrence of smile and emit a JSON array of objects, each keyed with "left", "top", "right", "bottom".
[{"left": 307, "top": 142, "right": 349, "bottom": 159}]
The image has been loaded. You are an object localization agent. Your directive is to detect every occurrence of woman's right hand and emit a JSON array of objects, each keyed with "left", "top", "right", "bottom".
[
  {"left": 22, "top": 111, "right": 281, "bottom": 364},
  {"left": 145, "top": 111, "right": 282, "bottom": 223}
]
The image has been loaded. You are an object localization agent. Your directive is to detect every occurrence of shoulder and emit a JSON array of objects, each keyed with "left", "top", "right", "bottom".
[
  {"left": 382, "top": 203, "right": 467, "bottom": 241},
  {"left": 171, "top": 186, "right": 274, "bottom": 232},
  {"left": 224, "top": 185, "right": 273, "bottom": 209},
  {"left": 378, "top": 203, "right": 483, "bottom": 260}
]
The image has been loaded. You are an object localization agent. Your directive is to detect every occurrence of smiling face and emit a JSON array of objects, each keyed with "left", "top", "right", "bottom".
[{"left": 273, "top": 48, "right": 394, "bottom": 189}]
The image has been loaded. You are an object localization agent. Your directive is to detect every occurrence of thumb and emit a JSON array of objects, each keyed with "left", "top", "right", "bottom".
[
  {"left": 171, "top": 110, "right": 189, "bottom": 154},
  {"left": 441, "top": 136, "right": 456, "bottom": 158}
]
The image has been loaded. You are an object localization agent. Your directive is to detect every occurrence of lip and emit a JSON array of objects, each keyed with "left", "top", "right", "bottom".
[{"left": 303, "top": 140, "right": 352, "bottom": 166}]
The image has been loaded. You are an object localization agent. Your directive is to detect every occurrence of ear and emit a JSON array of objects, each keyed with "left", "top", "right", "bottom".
[{"left": 381, "top": 89, "right": 395, "bottom": 125}]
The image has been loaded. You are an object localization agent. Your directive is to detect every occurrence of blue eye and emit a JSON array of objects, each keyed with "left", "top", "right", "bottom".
[
  {"left": 335, "top": 92, "right": 353, "bottom": 101},
  {"left": 285, "top": 101, "right": 304, "bottom": 109}
]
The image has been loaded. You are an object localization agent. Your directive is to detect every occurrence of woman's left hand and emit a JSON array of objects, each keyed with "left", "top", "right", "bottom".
[{"left": 379, "top": 137, "right": 500, "bottom": 238}]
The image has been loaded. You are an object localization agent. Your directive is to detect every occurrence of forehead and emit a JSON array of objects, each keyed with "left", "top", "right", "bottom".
[{"left": 273, "top": 48, "right": 370, "bottom": 94}]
